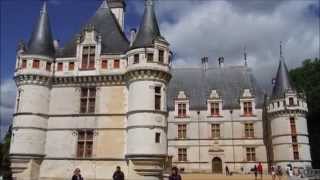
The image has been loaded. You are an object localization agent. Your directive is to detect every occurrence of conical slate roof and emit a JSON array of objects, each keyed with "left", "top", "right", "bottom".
[
  {"left": 25, "top": 2, "right": 55, "bottom": 57},
  {"left": 271, "top": 56, "right": 295, "bottom": 99},
  {"left": 60, "top": 0, "right": 129, "bottom": 57},
  {"left": 131, "top": 0, "right": 165, "bottom": 49}
]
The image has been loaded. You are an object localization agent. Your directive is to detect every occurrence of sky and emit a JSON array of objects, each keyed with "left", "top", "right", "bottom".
[{"left": 0, "top": 0, "right": 319, "bottom": 140}]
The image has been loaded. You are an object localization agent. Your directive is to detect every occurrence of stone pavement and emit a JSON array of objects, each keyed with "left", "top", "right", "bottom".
[{"left": 181, "top": 174, "right": 289, "bottom": 180}]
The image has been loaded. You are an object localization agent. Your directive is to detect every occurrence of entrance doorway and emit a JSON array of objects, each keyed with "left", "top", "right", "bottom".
[{"left": 212, "top": 157, "right": 222, "bottom": 173}]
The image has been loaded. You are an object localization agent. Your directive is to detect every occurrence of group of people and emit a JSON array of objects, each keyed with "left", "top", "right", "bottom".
[
  {"left": 253, "top": 162, "right": 264, "bottom": 180},
  {"left": 271, "top": 165, "right": 283, "bottom": 180},
  {"left": 71, "top": 166, "right": 182, "bottom": 180}
]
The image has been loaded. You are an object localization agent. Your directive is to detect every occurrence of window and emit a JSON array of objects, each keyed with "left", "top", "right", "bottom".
[
  {"left": 210, "top": 102, "right": 220, "bottom": 116},
  {"left": 81, "top": 46, "right": 95, "bottom": 69},
  {"left": 277, "top": 101, "right": 280, "bottom": 107},
  {"left": 32, "top": 60, "right": 40, "bottom": 69},
  {"left": 134, "top": 54, "right": 139, "bottom": 64},
  {"left": 46, "top": 62, "right": 51, "bottom": 71},
  {"left": 21, "top": 59, "right": 27, "bottom": 69},
  {"left": 293, "top": 144, "right": 299, "bottom": 160},
  {"left": 113, "top": 59, "right": 120, "bottom": 69},
  {"left": 178, "top": 124, "right": 187, "bottom": 139},
  {"left": 246, "top": 147, "right": 256, "bottom": 161},
  {"left": 147, "top": 53, "right": 154, "bottom": 62},
  {"left": 289, "top": 98, "right": 294, "bottom": 106},
  {"left": 245, "top": 123, "right": 254, "bottom": 138},
  {"left": 69, "top": 62, "right": 75, "bottom": 71},
  {"left": 178, "top": 103, "right": 187, "bottom": 117},
  {"left": 155, "top": 133, "right": 161, "bottom": 143},
  {"left": 292, "top": 135, "right": 297, "bottom": 143},
  {"left": 158, "top": 50, "right": 164, "bottom": 63},
  {"left": 243, "top": 101, "right": 253, "bottom": 116},
  {"left": 178, "top": 148, "right": 187, "bottom": 161},
  {"left": 211, "top": 124, "right": 220, "bottom": 138},
  {"left": 80, "top": 87, "right": 96, "bottom": 113},
  {"left": 77, "top": 130, "right": 93, "bottom": 158},
  {"left": 57, "top": 62, "right": 63, "bottom": 71},
  {"left": 155, "top": 87, "right": 161, "bottom": 110},
  {"left": 101, "top": 59, "right": 108, "bottom": 69},
  {"left": 290, "top": 117, "right": 296, "bottom": 134}
]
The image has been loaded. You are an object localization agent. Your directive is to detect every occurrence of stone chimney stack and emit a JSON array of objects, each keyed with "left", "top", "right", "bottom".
[
  {"left": 201, "top": 56, "right": 209, "bottom": 71},
  {"left": 218, "top": 56, "right": 224, "bottom": 68}
]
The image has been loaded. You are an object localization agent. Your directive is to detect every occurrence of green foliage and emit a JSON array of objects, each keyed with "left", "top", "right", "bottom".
[
  {"left": 289, "top": 58, "right": 320, "bottom": 168},
  {"left": 0, "top": 126, "right": 13, "bottom": 179}
]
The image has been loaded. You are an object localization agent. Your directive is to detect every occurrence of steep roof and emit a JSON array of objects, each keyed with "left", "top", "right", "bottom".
[
  {"left": 131, "top": 0, "right": 165, "bottom": 49},
  {"left": 271, "top": 56, "right": 295, "bottom": 99},
  {"left": 59, "top": 0, "right": 129, "bottom": 57},
  {"left": 25, "top": 2, "right": 55, "bottom": 57},
  {"left": 167, "top": 66, "right": 265, "bottom": 110}
]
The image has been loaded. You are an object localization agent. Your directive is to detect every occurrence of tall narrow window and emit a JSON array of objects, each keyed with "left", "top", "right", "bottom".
[
  {"left": 46, "top": 62, "right": 51, "bottom": 71},
  {"left": 80, "top": 87, "right": 96, "bottom": 113},
  {"left": 290, "top": 117, "right": 296, "bottom": 134},
  {"left": 101, "top": 59, "right": 108, "bottom": 69},
  {"left": 81, "top": 46, "right": 95, "bottom": 70},
  {"left": 155, "top": 132, "right": 161, "bottom": 143},
  {"left": 210, "top": 102, "right": 220, "bottom": 116},
  {"left": 178, "top": 124, "right": 187, "bottom": 139},
  {"left": 134, "top": 54, "right": 139, "bottom": 64},
  {"left": 147, "top": 53, "right": 154, "bottom": 62},
  {"left": 289, "top": 98, "right": 294, "bottom": 106},
  {"left": 211, "top": 124, "right": 220, "bottom": 138},
  {"left": 243, "top": 101, "right": 253, "bottom": 116},
  {"left": 77, "top": 130, "right": 93, "bottom": 158},
  {"left": 21, "top": 59, "right": 27, "bottom": 69},
  {"left": 292, "top": 144, "right": 299, "bottom": 160},
  {"left": 16, "top": 89, "right": 22, "bottom": 113},
  {"left": 155, "top": 87, "right": 161, "bottom": 110},
  {"left": 245, "top": 123, "right": 254, "bottom": 137},
  {"left": 246, "top": 147, "right": 256, "bottom": 161},
  {"left": 292, "top": 135, "right": 297, "bottom": 143},
  {"left": 69, "top": 62, "right": 75, "bottom": 71},
  {"left": 114, "top": 59, "right": 120, "bottom": 69},
  {"left": 158, "top": 50, "right": 164, "bottom": 63},
  {"left": 57, "top": 62, "right": 63, "bottom": 71},
  {"left": 32, "top": 60, "right": 40, "bottom": 69},
  {"left": 178, "top": 148, "right": 187, "bottom": 161},
  {"left": 178, "top": 103, "right": 186, "bottom": 117}
]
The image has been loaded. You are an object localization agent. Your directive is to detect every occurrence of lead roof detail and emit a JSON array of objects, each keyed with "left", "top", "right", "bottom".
[
  {"left": 25, "top": 2, "right": 55, "bottom": 57},
  {"left": 59, "top": 0, "right": 129, "bottom": 57}
]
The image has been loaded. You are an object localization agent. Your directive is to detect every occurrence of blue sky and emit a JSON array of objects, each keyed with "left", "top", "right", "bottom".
[{"left": 0, "top": 0, "right": 319, "bottom": 140}]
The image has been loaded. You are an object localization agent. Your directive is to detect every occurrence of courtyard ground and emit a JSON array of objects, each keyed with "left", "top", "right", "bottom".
[{"left": 180, "top": 174, "right": 288, "bottom": 180}]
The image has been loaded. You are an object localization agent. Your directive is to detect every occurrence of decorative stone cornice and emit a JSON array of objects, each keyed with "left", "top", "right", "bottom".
[
  {"left": 14, "top": 74, "right": 52, "bottom": 86},
  {"left": 267, "top": 109, "right": 307, "bottom": 118},
  {"left": 125, "top": 69, "right": 171, "bottom": 84}
]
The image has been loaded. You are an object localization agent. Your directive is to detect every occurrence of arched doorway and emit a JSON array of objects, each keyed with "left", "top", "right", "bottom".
[{"left": 212, "top": 157, "right": 222, "bottom": 173}]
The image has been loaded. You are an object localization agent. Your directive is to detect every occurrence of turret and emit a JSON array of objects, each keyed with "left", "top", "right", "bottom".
[
  {"left": 267, "top": 43, "right": 311, "bottom": 168},
  {"left": 125, "top": 0, "right": 172, "bottom": 179},
  {"left": 10, "top": 2, "right": 54, "bottom": 178}
]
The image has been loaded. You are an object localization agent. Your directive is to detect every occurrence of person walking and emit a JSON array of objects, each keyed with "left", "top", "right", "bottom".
[
  {"left": 113, "top": 166, "right": 124, "bottom": 180},
  {"left": 257, "top": 162, "right": 263, "bottom": 179},
  {"left": 72, "top": 168, "right": 83, "bottom": 180},
  {"left": 276, "top": 166, "right": 283, "bottom": 180},
  {"left": 225, "top": 166, "right": 230, "bottom": 176},
  {"left": 271, "top": 165, "right": 276, "bottom": 180},
  {"left": 253, "top": 165, "right": 258, "bottom": 180},
  {"left": 169, "top": 167, "right": 182, "bottom": 180}
]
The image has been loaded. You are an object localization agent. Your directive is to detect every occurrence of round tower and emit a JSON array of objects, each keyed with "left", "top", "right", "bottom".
[
  {"left": 267, "top": 45, "right": 311, "bottom": 169},
  {"left": 9, "top": 2, "right": 54, "bottom": 178},
  {"left": 125, "top": 0, "right": 171, "bottom": 179}
]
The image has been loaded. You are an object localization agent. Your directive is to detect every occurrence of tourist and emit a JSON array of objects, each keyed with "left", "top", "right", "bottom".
[
  {"left": 169, "top": 167, "right": 182, "bottom": 180},
  {"left": 257, "top": 162, "right": 263, "bottom": 179},
  {"left": 225, "top": 166, "right": 230, "bottom": 176},
  {"left": 271, "top": 165, "right": 276, "bottom": 180},
  {"left": 253, "top": 165, "right": 258, "bottom": 180},
  {"left": 113, "top": 166, "right": 125, "bottom": 180},
  {"left": 72, "top": 168, "right": 83, "bottom": 180},
  {"left": 276, "top": 166, "right": 283, "bottom": 180}
]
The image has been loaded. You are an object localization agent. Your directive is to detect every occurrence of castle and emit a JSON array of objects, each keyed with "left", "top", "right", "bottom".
[{"left": 9, "top": 0, "right": 312, "bottom": 179}]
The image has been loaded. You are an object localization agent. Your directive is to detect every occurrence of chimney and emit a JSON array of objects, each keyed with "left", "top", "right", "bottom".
[
  {"left": 53, "top": 40, "right": 60, "bottom": 50},
  {"left": 130, "top": 28, "right": 136, "bottom": 46},
  {"left": 218, "top": 56, "right": 224, "bottom": 68},
  {"left": 201, "top": 56, "right": 209, "bottom": 71}
]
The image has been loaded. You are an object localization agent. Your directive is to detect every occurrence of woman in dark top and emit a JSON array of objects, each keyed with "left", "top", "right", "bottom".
[
  {"left": 72, "top": 168, "right": 83, "bottom": 180},
  {"left": 169, "top": 167, "right": 182, "bottom": 180}
]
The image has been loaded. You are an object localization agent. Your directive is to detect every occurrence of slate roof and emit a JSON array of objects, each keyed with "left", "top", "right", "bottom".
[
  {"left": 271, "top": 56, "right": 295, "bottom": 99},
  {"left": 58, "top": 0, "right": 129, "bottom": 57},
  {"left": 131, "top": 0, "right": 166, "bottom": 49},
  {"left": 25, "top": 2, "right": 55, "bottom": 57},
  {"left": 167, "top": 66, "right": 265, "bottom": 110}
]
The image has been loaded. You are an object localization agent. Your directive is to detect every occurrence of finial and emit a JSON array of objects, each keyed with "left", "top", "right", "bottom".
[
  {"left": 244, "top": 46, "right": 248, "bottom": 66},
  {"left": 99, "top": 0, "right": 109, "bottom": 9},
  {"left": 145, "top": 0, "right": 154, "bottom": 6},
  {"left": 280, "top": 41, "right": 283, "bottom": 58},
  {"left": 41, "top": 1, "right": 47, "bottom": 14}
]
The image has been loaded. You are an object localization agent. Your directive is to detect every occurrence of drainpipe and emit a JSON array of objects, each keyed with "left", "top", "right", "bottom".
[
  {"left": 197, "top": 111, "right": 201, "bottom": 171},
  {"left": 230, "top": 109, "right": 236, "bottom": 171}
]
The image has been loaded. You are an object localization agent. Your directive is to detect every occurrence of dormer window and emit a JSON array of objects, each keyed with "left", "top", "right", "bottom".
[
  {"left": 158, "top": 50, "right": 164, "bottom": 63},
  {"left": 175, "top": 91, "right": 189, "bottom": 118},
  {"left": 32, "top": 59, "right": 40, "bottom": 69},
  {"left": 289, "top": 97, "right": 294, "bottom": 106},
  {"left": 243, "top": 102, "right": 253, "bottom": 116},
  {"left": 21, "top": 59, "right": 27, "bottom": 69},
  {"left": 210, "top": 102, "right": 220, "bottom": 116},
  {"left": 178, "top": 103, "right": 187, "bottom": 117},
  {"left": 46, "top": 62, "right": 51, "bottom": 71},
  {"left": 147, "top": 53, "right": 154, "bottom": 62},
  {"left": 240, "top": 89, "right": 255, "bottom": 116},
  {"left": 81, "top": 45, "right": 95, "bottom": 70},
  {"left": 207, "top": 90, "right": 222, "bottom": 117},
  {"left": 134, "top": 54, "right": 139, "bottom": 64},
  {"left": 113, "top": 59, "right": 120, "bottom": 69}
]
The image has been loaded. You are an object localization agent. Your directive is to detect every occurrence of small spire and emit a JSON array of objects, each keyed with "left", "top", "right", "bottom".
[
  {"left": 99, "top": 0, "right": 109, "bottom": 9},
  {"left": 145, "top": 0, "right": 154, "bottom": 6},
  {"left": 41, "top": 1, "right": 47, "bottom": 14},
  {"left": 244, "top": 46, "right": 248, "bottom": 66}
]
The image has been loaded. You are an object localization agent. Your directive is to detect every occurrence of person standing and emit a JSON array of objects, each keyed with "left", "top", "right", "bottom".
[
  {"left": 253, "top": 165, "right": 258, "bottom": 180},
  {"left": 271, "top": 165, "right": 276, "bottom": 180},
  {"left": 72, "top": 168, "right": 83, "bottom": 180},
  {"left": 276, "top": 166, "right": 283, "bottom": 180},
  {"left": 225, "top": 166, "right": 230, "bottom": 176},
  {"left": 169, "top": 167, "right": 182, "bottom": 180},
  {"left": 257, "top": 162, "right": 263, "bottom": 179},
  {"left": 113, "top": 166, "right": 125, "bottom": 180}
]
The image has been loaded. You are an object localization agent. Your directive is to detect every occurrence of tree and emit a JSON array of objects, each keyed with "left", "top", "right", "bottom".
[
  {"left": 0, "top": 125, "right": 13, "bottom": 179},
  {"left": 290, "top": 58, "right": 320, "bottom": 168}
]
